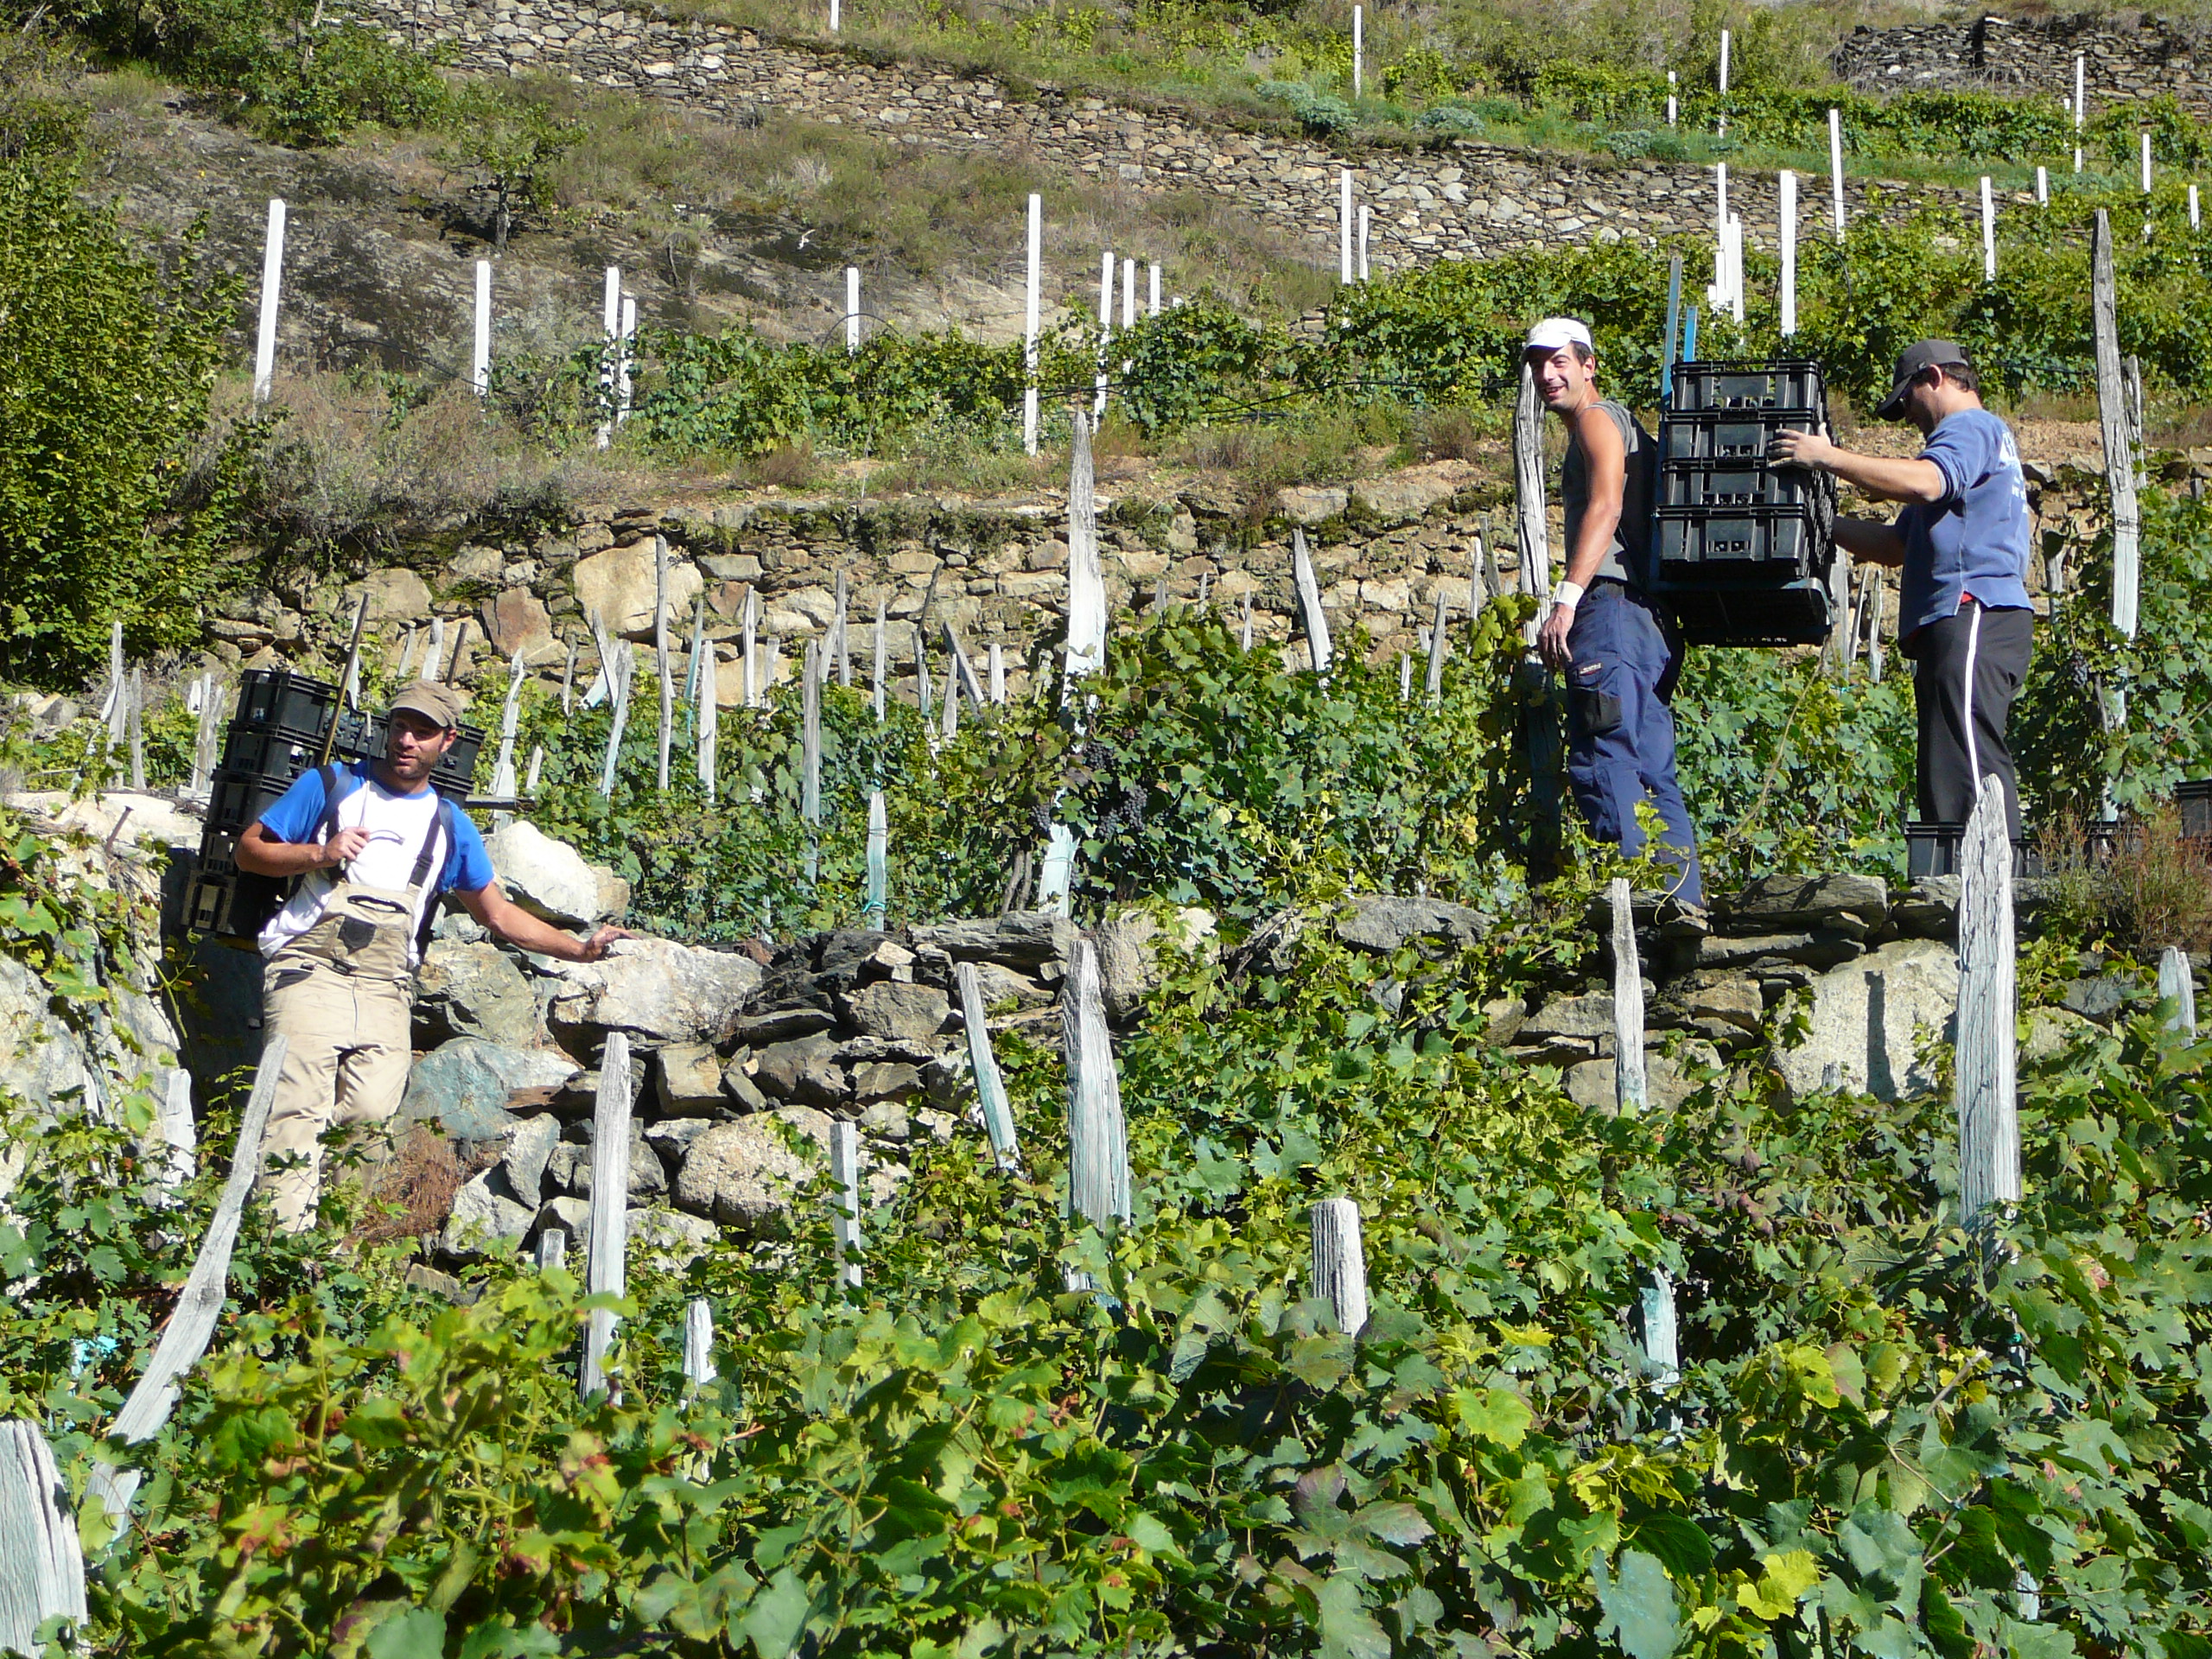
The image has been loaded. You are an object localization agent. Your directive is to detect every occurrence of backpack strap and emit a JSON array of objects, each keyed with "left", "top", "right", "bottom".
[
  {"left": 413, "top": 797, "right": 463, "bottom": 954},
  {"left": 315, "top": 763, "right": 351, "bottom": 844}
]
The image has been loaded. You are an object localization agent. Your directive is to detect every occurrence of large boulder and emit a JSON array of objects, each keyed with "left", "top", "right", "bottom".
[
  {"left": 1720, "top": 874, "right": 1889, "bottom": 937},
  {"left": 1773, "top": 938, "right": 1957, "bottom": 1102},
  {"left": 400, "top": 1039, "right": 582, "bottom": 1141},
  {"left": 499, "top": 1113, "right": 563, "bottom": 1209},
  {"left": 414, "top": 938, "right": 538, "bottom": 1047},
  {"left": 1335, "top": 894, "right": 1491, "bottom": 956},
  {"left": 749, "top": 1034, "right": 847, "bottom": 1109},
  {"left": 546, "top": 1128, "right": 668, "bottom": 1200},
  {"left": 672, "top": 1107, "right": 899, "bottom": 1232},
  {"left": 1563, "top": 1043, "right": 1720, "bottom": 1114},
  {"left": 572, "top": 540, "right": 703, "bottom": 641},
  {"left": 909, "top": 911, "right": 1075, "bottom": 971},
  {"left": 657, "top": 1042, "right": 728, "bottom": 1115},
  {"left": 550, "top": 938, "right": 764, "bottom": 1047},
  {"left": 440, "top": 1171, "right": 534, "bottom": 1260},
  {"left": 841, "top": 981, "right": 950, "bottom": 1041},
  {"left": 483, "top": 821, "right": 628, "bottom": 929}
]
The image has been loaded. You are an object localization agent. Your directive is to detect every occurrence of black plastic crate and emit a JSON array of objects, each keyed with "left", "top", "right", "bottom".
[
  {"left": 1660, "top": 458, "right": 1832, "bottom": 512},
  {"left": 232, "top": 668, "right": 343, "bottom": 739},
  {"left": 1659, "top": 579, "right": 1832, "bottom": 648},
  {"left": 1656, "top": 504, "right": 1827, "bottom": 577},
  {"left": 1669, "top": 359, "right": 1827, "bottom": 416},
  {"left": 1905, "top": 821, "right": 2045, "bottom": 880},
  {"left": 1660, "top": 411, "right": 1825, "bottom": 463},
  {"left": 2180, "top": 779, "right": 2211, "bottom": 840},
  {"left": 182, "top": 867, "right": 293, "bottom": 942},
  {"left": 206, "top": 766, "right": 302, "bottom": 835}
]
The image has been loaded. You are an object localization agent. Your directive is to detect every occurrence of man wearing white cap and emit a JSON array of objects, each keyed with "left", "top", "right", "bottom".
[{"left": 1524, "top": 317, "right": 1704, "bottom": 908}]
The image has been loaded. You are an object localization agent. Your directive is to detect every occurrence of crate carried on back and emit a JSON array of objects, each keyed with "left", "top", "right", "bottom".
[
  {"left": 1651, "top": 360, "right": 1839, "bottom": 648},
  {"left": 184, "top": 667, "right": 484, "bottom": 944}
]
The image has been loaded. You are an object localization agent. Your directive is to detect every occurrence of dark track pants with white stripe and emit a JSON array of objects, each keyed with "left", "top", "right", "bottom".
[{"left": 1910, "top": 599, "right": 2034, "bottom": 844}]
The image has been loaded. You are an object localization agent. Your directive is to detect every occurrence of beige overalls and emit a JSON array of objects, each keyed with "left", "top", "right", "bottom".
[{"left": 261, "top": 808, "right": 448, "bottom": 1231}]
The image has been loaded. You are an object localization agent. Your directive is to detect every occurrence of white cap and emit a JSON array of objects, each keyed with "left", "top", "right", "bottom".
[{"left": 1523, "top": 316, "right": 1593, "bottom": 353}]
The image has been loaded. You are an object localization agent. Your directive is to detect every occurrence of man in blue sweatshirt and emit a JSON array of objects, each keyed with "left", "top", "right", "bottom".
[{"left": 1770, "top": 340, "right": 2035, "bottom": 844}]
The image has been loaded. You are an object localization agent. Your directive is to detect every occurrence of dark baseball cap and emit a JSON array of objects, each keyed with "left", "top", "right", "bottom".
[
  {"left": 1874, "top": 339, "right": 1974, "bottom": 420},
  {"left": 388, "top": 680, "right": 466, "bottom": 729}
]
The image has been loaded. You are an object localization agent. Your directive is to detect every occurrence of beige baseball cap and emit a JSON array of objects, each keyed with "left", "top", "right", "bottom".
[{"left": 388, "top": 681, "right": 467, "bottom": 729}]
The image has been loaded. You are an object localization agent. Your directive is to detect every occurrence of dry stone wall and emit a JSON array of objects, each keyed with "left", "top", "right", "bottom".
[
  {"left": 1834, "top": 13, "right": 2212, "bottom": 117},
  {"left": 346, "top": 0, "right": 2004, "bottom": 270}
]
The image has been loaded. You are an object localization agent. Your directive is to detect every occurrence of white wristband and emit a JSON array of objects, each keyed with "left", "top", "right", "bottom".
[{"left": 1552, "top": 581, "right": 1585, "bottom": 609}]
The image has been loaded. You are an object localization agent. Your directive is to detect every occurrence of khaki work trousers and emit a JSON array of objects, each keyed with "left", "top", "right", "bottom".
[{"left": 261, "top": 950, "right": 412, "bottom": 1230}]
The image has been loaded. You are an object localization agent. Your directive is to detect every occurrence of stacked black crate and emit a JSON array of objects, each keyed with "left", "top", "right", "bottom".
[
  {"left": 187, "top": 669, "right": 486, "bottom": 941},
  {"left": 1653, "top": 361, "right": 1838, "bottom": 647}
]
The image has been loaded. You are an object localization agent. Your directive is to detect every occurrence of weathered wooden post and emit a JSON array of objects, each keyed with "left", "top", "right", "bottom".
[
  {"left": 695, "top": 598, "right": 717, "bottom": 804},
  {"left": 743, "top": 590, "right": 760, "bottom": 709},
  {"left": 421, "top": 616, "right": 446, "bottom": 684},
  {"left": 595, "top": 264, "right": 620, "bottom": 450},
  {"left": 1039, "top": 413, "right": 1107, "bottom": 914},
  {"left": 1064, "top": 938, "right": 1130, "bottom": 1243},
  {"left": 762, "top": 636, "right": 781, "bottom": 709},
  {"left": 155, "top": 1065, "right": 196, "bottom": 1190},
  {"left": 1397, "top": 653, "right": 1413, "bottom": 700},
  {"left": 1955, "top": 779, "right": 2020, "bottom": 1222},
  {"left": 1239, "top": 591, "right": 1254, "bottom": 652},
  {"left": 831, "top": 570, "right": 850, "bottom": 687},
  {"left": 491, "top": 650, "right": 525, "bottom": 800},
  {"left": 945, "top": 620, "right": 987, "bottom": 710},
  {"left": 1310, "top": 1197, "right": 1369, "bottom": 1337},
  {"left": 802, "top": 640, "right": 822, "bottom": 886},
  {"left": 865, "top": 790, "right": 887, "bottom": 927},
  {"left": 2093, "top": 212, "right": 2140, "bottom": 802},
  {"left": 472, "top": 258, "right": 493, "bottom": 396},
  {"left": 87, "top": 1034, "right": 286, "bottom": 1529},
  {"left": 653, "top": 537, "right": 673, "bottom": 791},
  {"left": 524, "top": 745, "right": 543, "bottom": 798},
  {"left": 1609, "top": 878, "right": 1648, "bottom": 1116},
  {"left": 914, "top": 626, "right": 934, "bottom": 728},
  {"left": 683, "top": 1299, "right": 715, "bottom": 1389},
  {"left": 443, "top": 619, "right": 470, "bottom": 686},
  {"left": 0, "top": 1421, "right": 86, "bottom": 1650},
  {"left": 1023, "top": 192, "right": 1042, "bottom": 455},
  {"left": 1779, "top": 169, "right": 1798, "bottom": 335},
  {"left": 1292, "top": 527, "right": 1332, "bottom": 671},
  {"left": 2159, "top": 945, "right": 2198, "bottom": 1039},
  {"left": 1425, "top": 587, "right": 1449, "bottom": 701},
  {"left": 1980, "top": 175, "right": 1998, "bottom": 282},
  {"left": 536, "top": 1226, "right": 568, "bottom": 1271},
  {"left": 582, "top": 1030, "right": 633, "bottom": 1401},
  {"left": 188, "top": 672, "right": 223, "bottom": 800},
  {"left": 124, "top": 665, "right": 145, "bottom": 791},
  {"left": 1828, "top": 108, "right": 1847, "bottom": 236},
  {"left": 988, "top": 643, "right": 1006, "bottom": 704},
  {"left": 559, "top": 639, "right": 575, "bottom": 715},
  {"left": 592, "top": 614, "right": 632, "bottom": 798},
  {"left": 1639, "top": 1269, "right": 1681, "bottom": 1389},
  {"left": 98, "top": 621, "right": 124, "bottom": 764},
  {"left": 845, "top": 267, "right": 861, "bottom": 355},
  {"left": 830, "top": 1120, "right": 863, "bottom": 1288},
  {"left": 871, "top": 599, "right": 887, "bottom": 720},
  {"left": 957, "top": 962, "right": 1021, "bottom": 1172}
]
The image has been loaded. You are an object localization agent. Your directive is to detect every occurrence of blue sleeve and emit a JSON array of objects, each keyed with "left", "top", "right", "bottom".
[
  {"left": 1920, "top": 415, "right": 1994, "bottom": 505},
  {"left": 254, "top": 768, "right": 331, "bottom": 843},
  {"left": 440, "top": 809, "right": 495, "bottom": 896}
]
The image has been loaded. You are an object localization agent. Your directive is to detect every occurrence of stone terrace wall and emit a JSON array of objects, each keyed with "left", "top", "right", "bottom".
[
  {"left": 207, "top": 451, "right": 2120, "bottom": 696},
  {"left": 346, "top": 0, "right": 2008, "bottom": 270},
  {"left": 1834, "top": 13, "right": 2212, "bottom": 118}
]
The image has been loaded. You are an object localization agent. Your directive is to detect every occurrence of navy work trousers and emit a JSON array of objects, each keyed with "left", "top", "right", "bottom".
[{"left": 1563, "top": 582, "right": 1705, "bottom": 907}]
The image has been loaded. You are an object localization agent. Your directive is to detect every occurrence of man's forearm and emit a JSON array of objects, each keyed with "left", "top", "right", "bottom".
[
  {"left": 1834, "top": 516, "right": 1907, "bottom": 567},
  {"left": 1821, "top": 449, "right": 1946, "bottom": 504},
  {"left": 482, "top": 901, "right": 594, "bottom": 961},
  {"left": 235, "top": 831, "right": 329, "bottom": 877}
]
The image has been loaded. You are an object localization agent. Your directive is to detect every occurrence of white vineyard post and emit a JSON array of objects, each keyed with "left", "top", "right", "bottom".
[
  {"left": 595, "top": 264, "right": 620, "bottom": 449},
  {"left": 802, "top": 640, "right": 822, "bottom": 885},
  {"left": 1293, "top": 527, "right": 1332, "bottom": 672},
  {"left": 830, "top": 1121, "right": 863, "bottom": 1288},
  {"left": 2074, "top": 53, "right": 2086, "bottom": 173},
  {"left": 695, "top": 597, "right": 717, "bottom": 803},
  {"left": 683, "top": 1300, "right": 716, "bottom": 1390},
  {"left": 2159, "top": 945, "right": 2198, "bottom": 1039},
  {"left": 1148, "top": 262, "right": 1160, "bottom": 316},
  {"left": 1829, "top": 109, "right": 1847, "bottom": 236},
  {"left": 653, "top": 536, "right": 672, "bottom": 791},
  {"left": 865, "top": 790, "right": 887, "bottom": 927},
  {"left": 252, "top": 198, "right": 285, "bottom": 404},
  {"left": 582, "top": 1030, "right": 633, "bottom": 1401},
  {"left": 1666, "top": 71, "right": 1677, "bottom": 129},
  {"left": 472, "top": 258, "right": 493, "bottom": 396},
  {"left": 1023, "top": 193, "right": 1042, "bottom": 454},
  {"left": 1358, "top": 204, "right": 1370, "bottom": 280},
  {"left": 1311, "top": 1198, "right": 1369, "bottom": 1337},
  {"left": 1093, "top": 249, "right": 1114, "bottom": 417},
  {"left": 1982, "top": 176, "right": 1996, "bottom": 282},
  {"left": 1954, "top": 781, "right": 2020, "bottom": 1224},
  {"left": 1716, "top": 27, "right": 1730, "bottom": 134},
  {"left": 957, "top": 961, "right": 1022, "bottom": 1172},
  {"left": 742, "top": 589, "right": 759, "bottom": 708},
  {"left": 1610, "top": 878, "right": 1648, "bottom": 1116},
  {"left": 846, "top": 266, "right": 861, "bottom": 354},
  {"left": 1424, "top": 586, "right": 1449, "bottom": 702},
  {"left": 0, "top": 1421, "right": 87, "bottom": 1651},
  {"left": 1064, "top": 938, "right": 1131, "bottom": 1283},
  {"left": 1351, "top": 3, "right": 1362, "bottom": 99},
  {"left": 2037, "top": 166, "right": 2050, "bottom": 207},
  {"left": 1339, "top": 169, "right": 1353, "bottom": 284},
  {"left": 1039, "top": 412, "right": 1106, "bottom": 913},
  {"left": 1779, "top": 170, "right": 1797, "bottom": 336}
]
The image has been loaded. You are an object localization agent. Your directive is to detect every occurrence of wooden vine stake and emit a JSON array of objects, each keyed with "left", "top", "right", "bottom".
[
  {"left": 742, "top": 590, "right": 759, "bottom": 709},
  {"left": 591, "top": 613, "right": 632, "bottom": 798},
  {"left": 0, "top": 1421, "right": 86, "bottom": 1651},
  {"left": 582, "top": 1030, "right": 633, "bottom": 1401},
  {"left": 683, "top": 1299, "right": 716, "bottom": 1390},
  {"left": 1063, "top": 938, "right": 1130, "bottom": 1281},
  {"left": 1639, "top": 1269, "right": 1681, "bottom": 1389},
  {"left": 695, "top": 596, "right": 717, "bottom": 804},
  {"left": 87, "top": 1034, "right": 287, "bottom": 1530},
  {"left": 188, "top": 672, "right": 225, "bottom": 801},
  {"left": 1039, "top": 412, "right": 1107, "bottom": 914},
  {"left": 957, "top": 962, "right": 1022, "bottom": 1172},
  {"left": 491, "top": 649, "right": 526, "bottom": 800},
  {"left": 1424, "top": 587, "right": 1450, "bottom": 702},
  {"left": 1292, "top": 527, "right": 1332, "bottom": 672},
  {"left": 1955, "top": 778, "right": 2020, "bottom": 1223},
  {"left": 2159, "top": 945, "right": 2198, "bottom": 1039},
  {"left": 537, "top": 1226, "right": 568, "bottom": 1271},
  {"left": 802, "top": 641, "right": 823, "bottom": 886},
  {"left": 829, "top": 1121, "right": 864, "bottom": 1288},
  {"left": 831, "top": 570, "right": 851, "bottom": 686},
  {"left": 1609, "top": 878, "right": 1648, "bottom": 1116},
  {"left": 126, "top": 665, "right": 145, "bottom": 791},
  {"left": 2093, "top": 211, "right": 2140, "bottom": 794},
  {"left": 872, "top": 598, "right": 887, "bottom": 721},
  {"left": 1310, "top": 1197, "right": 1369, "bottom": 1337},
  {"left": 654, "top": 535, "right": 674, "bottom": 791}
]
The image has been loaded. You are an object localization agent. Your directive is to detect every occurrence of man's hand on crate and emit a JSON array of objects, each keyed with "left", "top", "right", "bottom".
[{"left": 1765, "top": 427, "right": 1835, "bottom": 471}]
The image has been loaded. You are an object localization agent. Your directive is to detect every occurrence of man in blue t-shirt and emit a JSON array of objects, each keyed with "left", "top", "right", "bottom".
[
  {"left": 1770, "top": 340, "right": 2035, "bottom": 844},
  {"left": 237, "top": 681, "right": 629, "bottom": 1230}
]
